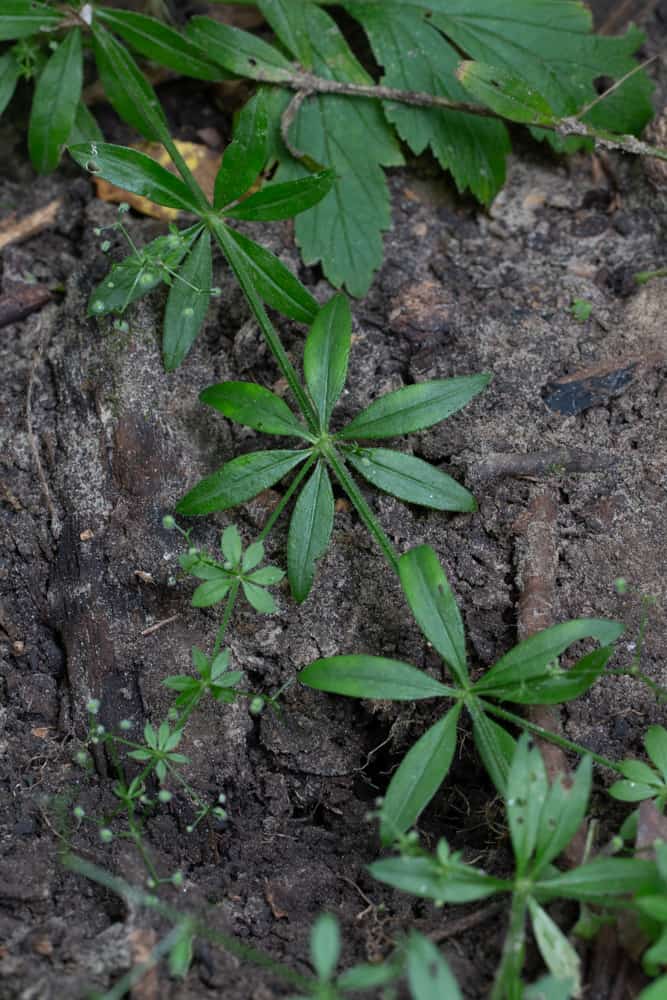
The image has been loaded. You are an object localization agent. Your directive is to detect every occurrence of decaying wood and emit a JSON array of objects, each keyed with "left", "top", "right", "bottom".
[
  {"left": 0, "top": 199, "right": 61, "bottom": 251},
  {"left": 476, "top": 448, "right": 617, "bottom": 482}
]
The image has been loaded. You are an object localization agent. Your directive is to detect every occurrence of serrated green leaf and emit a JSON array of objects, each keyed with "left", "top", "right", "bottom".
[
  {"left": 200, "top": 381, "right": 308, "bottom": 437},
  {"left": 506, "top": 734, "right": 547, "bottom": 871},
  {"left": 473, "top": 619, "right": 624, "bottom": 697},
  {"left": 0, "top": 1, "right": 62, "bottom": 40},
  {"left": 192, "top": 577, "right": 232, "bottom": 608},
  {"left": 28, "top": 29, "right": 83, "bottom": 173},
  {"left": 96, "top": 9, "right": 223, "bottom": 81},
  {"left": 398, "top": 545, "right": 467, "bottom": 685},
  {"left": 177, "top": 449, "right": 307, "bottom": 516},
  {"left": 221, "top": 524, "right": 242, "bottom": 566},
  {"left": 242, "top": 580, "right": 276, "bottom": 613},
  {"left": 303, "top": 294, "right": 351, "bottom": 429},
  {"left": 163, "top": 229, "right": 212, "bottom": 370},
  {"left": 345, "top": 4, "right": 509, "bottom": 205},
  {"left": 215, "top": 91, "right": 269, "bottom": 209},
  {"left": 457, "top": 61, "right": 555, "bottom": 124},
  {"left": 646, "top": 726, "right": 667, "bottom": 782},
  {"left": 287, "top": 461, "right": 334, "bottom": 603},
  {"left": 528, "top": 900, "right": 581, "bottom": 997},
  {"left": 224, "top": 170, "right": 335, "bottom": 222},
  {"left": 0, "top": 51, "right": 21, "bottom": 116},
  {"left": 347, "top": 448, "right": 476, "bottom": 512},
  {"left": 380, "top": 704, "right": 461, "bottom": 846},
  {"left": 187, "top": 15, "right": 293, "bottom": 82},
  {"left": 92, "top": 25, "right": 169, "bottom": 142},
  {"left": 406, "top": 931, "right": 463, "bottom": 1000},
  {"left": 222, "top": 226, "right": 318, "bottom": 325},
  {"left": 299, "top": 655, "right": 456, "bottom": 702},
  {"left": 339, "top": 374, "right": 490, "bottom": 440},
  {"left": 310, "top": 913, "right": 340, "bottom": 982},
  {"left": 272, "top": 3, "right": 403, "bottom": 296},
  {"left": 536, "top": 858, "right": 657, "bottom": 903},
  {"left": 69, "top": 142, "right": 200, "bottom": 212}
]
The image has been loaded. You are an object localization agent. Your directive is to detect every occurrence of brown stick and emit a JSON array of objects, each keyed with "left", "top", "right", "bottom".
[
  {"left": 475, "top": 448, "right": 617, "bottom": 482},
  {"left": 0, "top": 285, "right": 52, "bottom": 330},
  {"left": 0, "top": 199, "right": 62, "bottom": 251}
]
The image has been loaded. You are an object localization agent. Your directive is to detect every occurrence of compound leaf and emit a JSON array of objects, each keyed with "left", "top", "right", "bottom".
[{"left": 28, "top": 29, "right": 83, "bottom": 173}]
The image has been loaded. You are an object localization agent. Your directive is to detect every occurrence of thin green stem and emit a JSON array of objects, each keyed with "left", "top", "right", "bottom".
[
  {"left": 491, "top": 892, "right": 527, "bottom": 1000},
  {"left": 209, "top": 219, "right": 320, "bottom": 433},
  {"left": 481, "top": 700, "right": 622, "bottom": 773},
  {"left": 212, "top": 579, "right": 240, "bottom": 658},
  {"left": 257, "top": 453, "right": 317, "bottom": 543},
  {"left": 324, "top": 445, "right": 400, "bottom": 575},
  {"left": 160, "top": 133, "right": 211, "bottom": 215}
]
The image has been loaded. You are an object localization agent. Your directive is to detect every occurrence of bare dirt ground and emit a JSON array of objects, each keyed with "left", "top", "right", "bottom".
[{"left": 1, "top": 6, "right": 666, "bottom": 998}]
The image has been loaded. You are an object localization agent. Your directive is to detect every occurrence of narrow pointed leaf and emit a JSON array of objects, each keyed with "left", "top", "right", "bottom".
[
  {"left": 68, "top": 101, "right": 104, "bottom": 146},
  {"left": 398, "top": 545, "right": 467, "bottom": 685},
  {"left": 468, "top": 701, "right": 515, "bottom": 795},
  {"left": 222, "top": 227, "right": 318, "bottom": 324},
  {"left": 247, "top": 566, "right": 284, "bottom": 586},
  {"left": 506, "top": 734, "right": 547, "bottom": 871},
  {"left": 177, "top": 450, "right": 307, "bottom": 516},
  {"left": 186, "top": 16, "right": 293, "bottom": 82},
  {"left": 96, "top": 9, "right": 223, "bottom": 81},
  {"left": 214, "top": 92, "right": 269, "bottom": 209},
  {"left": 457, "top": 62, "right": 555, "bottom": 124},
  {"left": 287, "top": 461, "right": 334, "bottom": 603},
  {"left": 242, "top": 581, "right": 276, "bottom": 613},
  {"left": 221, "top": 525, "right": 242, "bottom": 566},
  {"left": 347, "top": 448, "right": 476, "bottom": 512},
  {"left": 303, "top": 294, "right": 351, "bottom": 429},
  {"left": 369, "top": 853, "right": 504, "bottom": 904},
  {"left": 242, "top": 541, "right": 264, "bottom": 572},
  {"left": 473, "top": 620, "right": 623, "bottom": 696},
  {"left": 258, "top": 0, "right": 312, "bottom": 69},
  {"left": 488, "top": 647, "right": 613, "bottom": 705},
  {"left": 92, "top": 25, "right": 169, "bottom": 142},
  {"left": 300, "top": 655, "right": 456, "bottom": 702},
  {"left": 646, "top": 726, "right": 667, "bottom": 782},
  {"left": 310, "top": 914, "right": 340, "bottom": 983},
  {"left": 192, "top": 578, "right": 232, "bottom": 607},
  {"left": 163, "top": 229, "right": 212, "bottom": 370},
  {"left": 536, "top": 858, "right": 657, "bottom": 903},
  {"left": 224, "top": 170, "right": 335, "bottom": 222},
  {"left": 338, "top": 375, "right": 490, "bottom": 440},
  {"left": 406, "top": 932, "right": 463, "bottom": 1000},
  {"left": 534, "top": 756, "right": 592, "bottom": 870},
  {"left": 528, "top": 900, "right": 581, "bottom": 996},
  {"left": 0, "top": 1, "right": 62, "bottom": 40},
  {"left": 0, "top": 51, "right": 21, "bottom": 116},
  {"left": 380, "top": 705, "right": 461, "bottom": 846},
  {"left": 69, "top": 142, "right": 200, "bottom": 212},
  {"left": 29, "top": 29, "right": 83, "bottom": 173},
  {"left": 200, "top": 382, "right": 308, "bottom": 437}
]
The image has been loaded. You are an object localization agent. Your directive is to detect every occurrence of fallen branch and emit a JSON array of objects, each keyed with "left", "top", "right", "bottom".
[
  {"left": 475, "top": 448, "right": 617, "bottom": 482},
  {"left": 0, "top": 199, "right": 62, "bottom": 251},
  {"left": 0, "top": 284, "right": 52, "bottom": 330}
]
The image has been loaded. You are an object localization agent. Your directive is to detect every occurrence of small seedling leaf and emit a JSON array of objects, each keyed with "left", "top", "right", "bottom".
[
  {"left": 224, "top": 170, "right": 335, "bottom": 222},
  {"left": 303, "top": 294, "right": 351, "bottom": 429},
  {"left": 506, "top": 734, "right": 547, "bottom": 872},
  {"left": 214, "top": 92, "right": 269, "bottom": 209},
  {"left": 200, "top": 382, "right": 307, "bottom": 437},
  {"left": 287, "top": 461, "right": 334, "bottom": 603},
  {"left": 369, "top": 853, "right": 503, "bottom": 904},
  {"left": 299, "top": 655, "right": 456, "bottom": 702},
  {"left": 310, "top": 913, "right": 340, "bottom": 982},
  {"left": 406, "top": 931, "right": 463, "bottom": 1000},
  {"left": 221, "top": 525, "right": 242, "bottom": 567},
  {"left": 163, "top": 228, "right": 212, "bottom": 370},
  {"left": 242, "top": 541, "right": 264, "bottom": 573},
  {"left": 29, "top": 29, "right": 83, "bottom": 173},
  {"left": 528, "top": 900, "right": 581, "bottom": 996},
  {"left": 347, "top": 448, "right": 476, "bottom": 512},
  {"left": 242, "top": 581, "right": 276, "bottom": 613},
  {"left": 192, "top": 578, "right": 232, "bottom": 608},
  {"left": 168, "top": 923, "right": 195, "bottom": 978},
  {"left": 536, "top": 857, "right": 657, "bottom": 903},
  {"left": 177, "top": 450, "right": 308, "bottom": 516},
  {"left": 534, "top": 756, "right": 592, "bottom": 871},
  {"left": 247, "top": 566, "right": 284, "bottom": 586}
]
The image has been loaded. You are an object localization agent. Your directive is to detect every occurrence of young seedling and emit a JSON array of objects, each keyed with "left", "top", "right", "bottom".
[
  {"left": 176, "top": 295, "right": 489, "bottom": 601},
  {"left": 370, "top": 734, "right": 658, "bottom": 998},
  {"left": 300, "top": 544, "right": 624, "bottom": 843}
]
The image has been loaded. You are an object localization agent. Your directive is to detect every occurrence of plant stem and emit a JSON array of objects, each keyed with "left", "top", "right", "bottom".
[
  {"left": 324, "top": 445, "right": 400, "bottom": 574},
  {"left": 481, "top": 700, "right": 622, "bottom": 773},
  {"left": 212, "top": 579, "right": 240, "bottom": 658},
  {"left": 257, "top": 453, "right": 317, "bottom": 543},
  {"left": 210, "top": 220, "right": 320, "bottom": 433},
  {"left": 491, "top": 892, "right": 527, "bottom": 1000},
  {"left": 160, "top": 133, "right": 211, "bottom": 214}
]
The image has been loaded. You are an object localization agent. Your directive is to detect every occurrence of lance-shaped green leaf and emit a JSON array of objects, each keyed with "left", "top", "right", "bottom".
[
  {"left": 287, "top": 461, "right": 334, "bottom": 603},
  {"left": 310, "top": 913, "right": 340, "bottom": 983},
  {"left": 88, "top": 228, "right": 200, "bottom": 317},
  {"left": 303, "top": 294, "right": 351, "bottom": 429},
  {"left": 457, "top": 62, "right": 555, "bottom": 125},
  {"left": 224, "top": 170, "right": 335, "bottom": 222},
  {"left": 177, "top": 449, "right": 307, "bottom": 516},
  {"left": 473, "top": 619, "right": 623, "bottom": 697},
  {"left": 96, "top": 9, "right": 223, "bottom": 81},
  {"left": 68, "top": 101, "right": 104, "bottom": 146},
  {"left": 0, "top": 51, "right": 21, "bottom": 116},
  {"left": 299, "top": 655, "right": 456, "bottom": 702},
  {"left": 528, "top": 900, "right": 581, "bottom": 997},
  {"left": 214, "top": 92, "right": 269, "bottom": 209},
  {"left": 536, "top": 858, "right": 658, "bottom": 904},
  {"left": 398, "top": 545, "right": 467, "bottom": 685},
  {"left": 258, "top": 0, "right": 312, "bottom": 69},
  {"left": 163, "top": 229, "right": 212, "bottom": 370},
  {"left": 406, "top": 932, "right": 463, "bottom": 1000},
  {"left": 468, "top": 700, "right": 515, "bottom": 795},
  {"left": 200, "top": 382, "right": 308, "bottom": 437},
  {"left": 28, "top": 29, "right": 83, "bottom": 173},
  {"left": 506, "top": 734, "right": 548, "bottom": 873},
  {"left": 647, "top": 726, "right": 667, "bottom": 781},
  {"left": 380, "top": 704, "right": 461, "bottom": 846},
  {"left": 242, "top": 581, "right": 276, "bottom": 614},
  {"left": 69, "top": 142, "right": 200, "bottom": 212},
  {"left": 186, "top": 16, "right": 293, "bottom": 83},
  {"left": 338, "top": 374, "right": 490, "bottom": 440},
  {"left": 347, "top": 448, "right": 476, "bottom": 512},
  {"left": 92, "top": 25, "right": 169, "bottom": 142},
  {"left": 533, "top": 756, "right": 591, "bottom": 871},
  {"left": 192, "top": 574, "right": 233, "bottom": 608},
  {"left": 222, "top": 226, "right": 318, "bottom": 325},
  {"left": 485, "top": 646, "right": 613, "bottom": 706},
  {"left": 369, "top": 852, "right": 505, "bottom": 904},
  {"left": 0, "top": 1, "right": 62, "bottom": 40}
]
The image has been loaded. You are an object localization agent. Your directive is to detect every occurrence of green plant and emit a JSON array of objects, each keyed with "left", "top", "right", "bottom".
[
  {"left": 570, "top": 298, "right": 593, "bottom": 322},
  {"left": 370, "top": 734, "right": 658, "bottom": 998},
  {"left": 300, "top": 544, "right": 624, "bottom": 843},
  {"left": 176, "top": 295, "right": 489, "bottom": 600}
]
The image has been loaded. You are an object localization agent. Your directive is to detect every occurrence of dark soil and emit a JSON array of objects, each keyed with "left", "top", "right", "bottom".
[{"left": 1, "top": 8, "right": 666, "bottom": 999}]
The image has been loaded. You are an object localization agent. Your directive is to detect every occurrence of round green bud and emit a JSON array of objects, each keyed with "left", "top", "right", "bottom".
[
  {"left": 171, "top": 871, "right": 184, "bottom": 888},
  {"left": 162, "top": 515, "right": 176, "bottom": 531},
  {"left": 86, "top": 698, "right": 100, "bottom": 715},
  {"left": 99, "top": 827, "right": 113, "bottom": 843},
  {"left": 614, "top": 577, "right": 629, "bottom": 595},
  {"left": 158, "top": 789, "right": 172, "bottom": 803},
  {"left": 73, "top": 806, "right": 85, "bottom": 819},
  {"left": 249, "top": 696, "right": 264, "bottom": 716}
]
